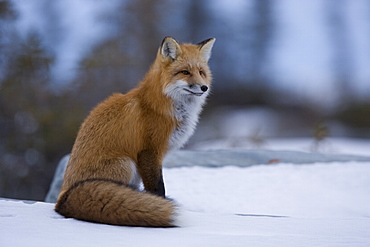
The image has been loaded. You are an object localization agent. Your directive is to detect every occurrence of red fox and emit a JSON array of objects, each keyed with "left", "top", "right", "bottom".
[{"left": 55, "top": 37, "right": 215, "bottom": 227}]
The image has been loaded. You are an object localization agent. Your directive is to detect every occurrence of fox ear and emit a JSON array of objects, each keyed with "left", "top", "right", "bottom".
[
  {"left": 198, "top": 38, "right": 216, "bottom": 62},
  {"left": 160, "top": 37, "right": 181, "bottom": 61}
]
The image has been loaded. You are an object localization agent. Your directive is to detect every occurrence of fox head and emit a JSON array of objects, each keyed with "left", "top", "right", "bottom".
[{"left": 158, "top": 37, "right": 216, "bottom": 102}]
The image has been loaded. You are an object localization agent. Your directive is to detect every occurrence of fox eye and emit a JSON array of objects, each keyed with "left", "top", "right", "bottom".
[
  {"left": 199, "top": 70, "right": 205, "bottom": 76},
  {"left": 180, "top": 70, "right": 190, "bottom": 75}
]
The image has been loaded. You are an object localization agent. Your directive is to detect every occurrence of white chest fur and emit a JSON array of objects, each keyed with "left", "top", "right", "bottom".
[{"left": 168, "top": 97, "right": 205, "bottom": 150}]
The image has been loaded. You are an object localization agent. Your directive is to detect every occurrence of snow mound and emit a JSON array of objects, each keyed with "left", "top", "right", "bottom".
[{"left": 45, "top": 148, "right": 370, "bottom": 202}]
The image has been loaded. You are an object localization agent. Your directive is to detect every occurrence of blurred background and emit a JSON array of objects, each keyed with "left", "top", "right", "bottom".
[{"left": 0, "top": 0, "right": 369, "bottom": 201}]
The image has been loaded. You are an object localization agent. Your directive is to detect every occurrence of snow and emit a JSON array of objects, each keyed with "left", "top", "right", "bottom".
[
  {"left": 2, "top": 199, "right": 369, "bottom": 247},
  {"left": 165, "top": 163, "right": 370, "bottom": 218},
  {"left": 1, "top": 156, "right": 370, "bottom": 246}
]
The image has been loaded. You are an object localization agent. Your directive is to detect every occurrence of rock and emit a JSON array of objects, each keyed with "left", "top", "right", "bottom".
[{"left": 44, "top": 155, "right": 69, "bottom": 203}]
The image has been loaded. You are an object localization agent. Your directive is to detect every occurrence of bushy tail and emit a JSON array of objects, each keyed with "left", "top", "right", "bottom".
[{"left": 55, "top": 179, "right": 177, "bottom": 227}]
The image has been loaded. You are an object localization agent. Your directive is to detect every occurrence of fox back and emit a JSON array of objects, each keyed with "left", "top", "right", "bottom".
[{"left": 55, "top": 37, "right": 215, "bottom": 227}]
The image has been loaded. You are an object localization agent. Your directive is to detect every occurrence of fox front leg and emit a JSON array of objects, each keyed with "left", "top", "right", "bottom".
[
  {"left": 156, "top": 171, "right": 165, "bottom": 197},
  {"left": 137, "top": 150, "right": 166, "bottom": 197}
]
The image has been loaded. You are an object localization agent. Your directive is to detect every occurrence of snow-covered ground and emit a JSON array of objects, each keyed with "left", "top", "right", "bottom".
[{"left": 1, "top": 138, "right": 370, "bottom": 246}]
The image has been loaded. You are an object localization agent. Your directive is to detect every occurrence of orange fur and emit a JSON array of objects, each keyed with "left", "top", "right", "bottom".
[{"left": 55, "top": 37, "right": 215, "bottom": 227}]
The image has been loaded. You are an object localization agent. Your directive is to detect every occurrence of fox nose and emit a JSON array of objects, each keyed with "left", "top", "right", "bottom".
[{"left": 200, "top": 85, "right": 208, "bottom": 92}]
